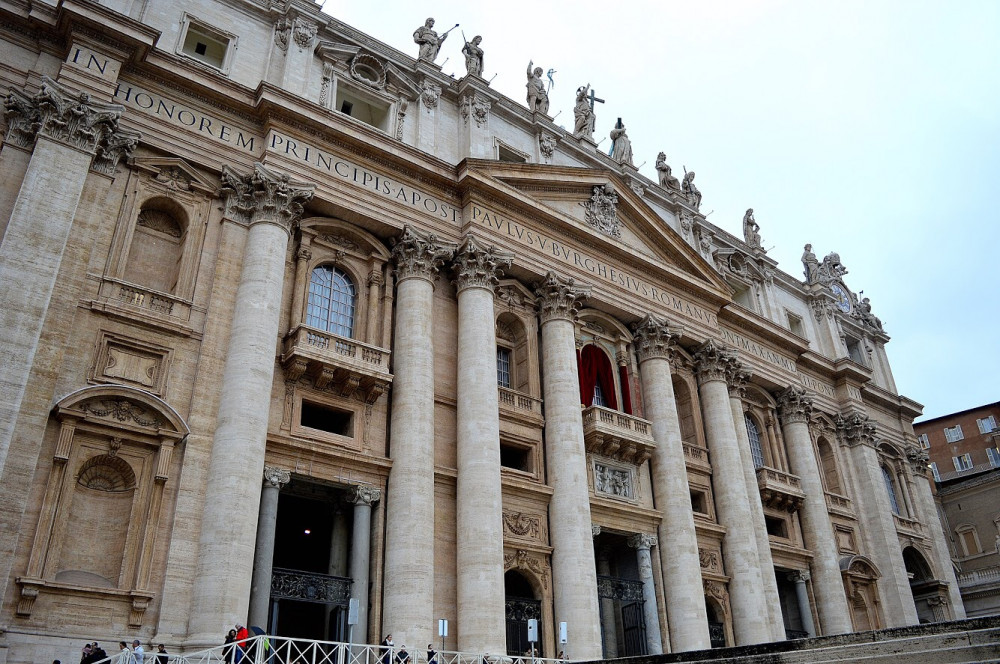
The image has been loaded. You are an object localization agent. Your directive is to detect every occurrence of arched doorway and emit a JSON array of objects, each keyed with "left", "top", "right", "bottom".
[
  {"left": 903, "top": 546, "right": 948, "bottom": 623},
  {"left": 704, "top": 598, "right": 727, "bottom": 648},
  {"left": 505, "top": 570, "right": 542, "bottom": 656},
  {"left": 840, "top": 555, "right": 882, "bottom": 632}
]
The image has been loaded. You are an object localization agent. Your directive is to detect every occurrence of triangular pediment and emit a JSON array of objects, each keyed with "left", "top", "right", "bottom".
[
  {"left": 131, "top": 157, "right": 216, "bottom": 195},
  {"left": 458, "top": 160, "right": 731, "bottom": 299}
]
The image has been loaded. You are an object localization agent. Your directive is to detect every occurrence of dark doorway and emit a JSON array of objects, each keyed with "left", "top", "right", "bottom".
[
  {"left": 505, "top": 571, "right": 541, "bottom": 656},
  {"left": 706, "top": 601, "right": 726, "bottom": 649}
]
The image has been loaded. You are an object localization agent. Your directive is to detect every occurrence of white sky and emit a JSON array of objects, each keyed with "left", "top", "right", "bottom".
[{"left": 324, "top": 0, "right": 1000, "bottom": 421}]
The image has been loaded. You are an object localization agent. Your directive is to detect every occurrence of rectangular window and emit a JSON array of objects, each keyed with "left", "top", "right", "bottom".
[
  {"left": 987, "top": 447, "right": 1000, "bottom": 468},
  {"left": 785, "top": 311, "right": 804, "bottom": 337},
  {"left": 917, "top": 433, "right": 930, "bottom": 449},
  {"left": 300, "top": 400, "right": 354, "bottom": 437},
  {"left": 181, "top": 21, "right": 231, "bottom": 70},
  {"left": 944, "top": 425, "right": 964, "bottom": 443},
  {"left": 977, "top": 416, "right": 997, "bottom": 434},
  {"left": 953, "top": 454, "right": 973, "bottom": 472},
  {"left": 496, "top": 347, "right": 511, "bottom": 388},
  {"left": 960, "top": 529, "right": 981, "bottom": 557},
  {"left": 764, "top": 516, "right": 788, "bottom": 538},
  {"left": 930, "top": 462, "right": 941, "bottom": 482},
  {"left": 499, "top": 442, "right": 531, "bottom": 472},
  {"left": 846, "top": 337, "right": 866, "bottom": 365}
]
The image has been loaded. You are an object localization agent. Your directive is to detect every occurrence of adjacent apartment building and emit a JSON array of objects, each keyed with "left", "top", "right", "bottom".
[{"left": 0, "top": 1, "right": 967, "bottom": 663}]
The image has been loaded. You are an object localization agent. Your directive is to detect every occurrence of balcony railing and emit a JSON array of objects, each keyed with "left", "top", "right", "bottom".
[
  {"left": 498, "top": 387, "right": 544, "bottom": 426},
  {"left": 582, "top": 405, "right": 655, "bottom": 465},
  {"left": 825, "top": 492, "right": 853, "bottom": 513},
  {"left": 282, "top": 325, "right": 392, "bottom": 402},
  {"left": 756, "top": 466, "right": 804, "bottom": 513},
  {"left": 957, "top": 565, "right": 1000, "bottom": 589},
  {"left": 683, "top": 443, "right": 711, "bottom": 471},
  {"left": 893, "top": 513, "right": 923, "bottom": 535}
]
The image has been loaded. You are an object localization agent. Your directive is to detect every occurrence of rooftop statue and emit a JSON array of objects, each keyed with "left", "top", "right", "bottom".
[
  {"left": 743, "top": 208, "right": 763, "bottom": 251},
  {"left": 573, "top": 85, "right": 598, "bottom": 140},
  {"left": 526, "top": 61, "right": 549, "bottom": 114},
  {"left": 682, "top": 170, "right": 702, "bottom": 209},
  {"left": 802, "top": 244, "right": 819, "bottom": 284},
  {"left": 655, "top": 152, "right": 680, "bottom": 190},
  {"left": 414, "top": 18, "right": 456, "bottom": 62},
  {"left": 609, "top": 118, "right": 633, "bottom": 166},
  {"left": 462, "top": 35, "right": 484, "bottom": 77}
]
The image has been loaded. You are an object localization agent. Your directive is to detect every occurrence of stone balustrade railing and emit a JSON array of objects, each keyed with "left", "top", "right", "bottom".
[
  {"left": 892, "top": 513, "right": 923, "bottom": 534},
  {"left": 956, "top": 564, "right": 1000, "bottom": 588},
  {"left": 581, "top": 405, "right": 655, "bottom": 465},
  {"left": 825, "top": 492, "right": 854, "bottom": 513},
  {"left": 497, "top": 386, "right": 544, "bottom": 427},
  {"left": 682, "top": 442, "right": 712, "bottom": 470},
  {"left": 281, "top": 325, "right": 392, "bottom": 401},
  {"left": 756, "top": 466, "right": 805, "bottom": 513}
]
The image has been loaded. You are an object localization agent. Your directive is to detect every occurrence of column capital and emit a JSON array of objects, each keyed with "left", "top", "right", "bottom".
[
  {"left": 726, "top": 365, "right": 753, "bottom": 399},
  {"left": 367, "top": 270, "right": 384, "bottom": 286},
  {"left": 220, "top": 163, "right": 315, "bottom": 231},
  {"left": 263, "top": 465, "right": 291, "bottom": 489},
  {"left": 776, "top": 386, "right": 814, "bottom": 424},
  {"left": 906, "top": 447, "right": 930, "bottom": 476},
  {"left": 591, "top": 525, "right": 602, "bottom": 538},
  {"left": 534, "top": 271, "right": 590, "bottom": 324},
  {"left": 788, "top": 569, "right": 811, "bottom": 583},
  {"left": 452, "top": 234, "right": 513, "bottom": 294},
  {"left": 631, "top": 314, "right": 683, "bottom": 363},
  {"left": 296, "top": 247, "right": 312, "bottom": 262},
  {"left": 350, "top": 484, "right": 382, "bottom": 506},
  {"left": 628, "top": 533, "right": 658, "bottom": 550},
  {"left": 391, "top": 224, "right": 455, "bottom": 283},
  {"left": 692, "top": 339, "right": 737, "bottom": 385},
  {"left": 836, "top": 411, "right": 878, "bottom": 448}
]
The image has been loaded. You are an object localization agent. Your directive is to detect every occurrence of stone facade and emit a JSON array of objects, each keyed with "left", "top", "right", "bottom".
[{"left": 0, "top": 2, "right": 965, "bottom": 663}]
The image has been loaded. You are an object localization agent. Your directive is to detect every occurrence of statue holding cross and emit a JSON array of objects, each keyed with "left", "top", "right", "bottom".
[{"left": 574, "top": 84, "right": 602, "bottom": 141}]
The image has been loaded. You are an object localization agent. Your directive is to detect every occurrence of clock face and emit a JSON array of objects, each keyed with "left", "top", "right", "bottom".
[{"left": 831, "top": 283, "right": 852, "bottom": 313}]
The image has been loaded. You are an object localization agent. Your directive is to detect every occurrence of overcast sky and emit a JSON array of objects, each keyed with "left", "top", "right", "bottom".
[{"left": 324, "top": 0, "right": 999, "bottom": 421}]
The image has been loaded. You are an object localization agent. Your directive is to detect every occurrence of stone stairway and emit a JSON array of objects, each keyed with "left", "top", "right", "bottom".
[{"left": 593, "top": 617, "right": 1000, "bottom": 664}]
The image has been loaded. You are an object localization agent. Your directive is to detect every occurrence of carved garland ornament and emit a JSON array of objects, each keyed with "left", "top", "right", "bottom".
[
  {"left": 502, "top": 511, "right": 541, "bottom": 540},
  {"left": 503, "top": 549, "right": 549, "bottom": 589},
  {"left": 80, "top": 399, "right": 161, "bottom": 427}
]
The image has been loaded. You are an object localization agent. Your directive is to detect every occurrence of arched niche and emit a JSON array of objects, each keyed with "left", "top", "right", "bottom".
[
  {"left": 16, "top": 385, "right": 188, "bottom": 628},
  {"left": 839, "top": 554, "right": 883, "bottom": 632},
  {"left": 122, "top": 196, "right": 188, "bottom": 295}
]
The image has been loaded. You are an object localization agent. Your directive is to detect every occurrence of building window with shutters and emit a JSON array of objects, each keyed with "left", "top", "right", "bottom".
[
  {"left": 944, "top": 425, "right": 964, "bottom": 443},
  {"left": 977, "top": 416, "right": 997, "bottom": 434}
]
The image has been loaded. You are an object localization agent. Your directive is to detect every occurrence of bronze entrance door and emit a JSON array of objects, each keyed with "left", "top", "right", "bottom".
[{"left": 505, "top": 596, "right": 542, "bottom": 656}]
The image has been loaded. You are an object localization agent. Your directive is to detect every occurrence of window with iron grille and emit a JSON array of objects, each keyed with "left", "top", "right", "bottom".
[{"left": 307, "top": 265, "right": 356, "bottom": 337}]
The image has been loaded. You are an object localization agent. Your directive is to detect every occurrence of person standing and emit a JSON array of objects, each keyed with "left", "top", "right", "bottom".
[
  {"left": 155, "top": 645, "right": 168, "bottom": 664},
  {"left": 223, "top": 629, "right": 237, "bottom": 664},
  {"left": 234, "top": 624, "right": 249, "bottom": 664},
  {"left": 117, "top": 642, "right": 133, "bottom": 664},
  {"left": 380, "top": 634, "right": 394, "bottom": 664},
  {"left": 132, "top": 640, "right": 144, "bottom": 664},
  {"left": 426, "top": 644, "right": 437, "bottom": 664}
]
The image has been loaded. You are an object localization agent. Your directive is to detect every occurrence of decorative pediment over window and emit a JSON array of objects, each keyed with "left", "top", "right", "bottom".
[{"left": 131, "top": 157, "right": 217, "bottom": 196}]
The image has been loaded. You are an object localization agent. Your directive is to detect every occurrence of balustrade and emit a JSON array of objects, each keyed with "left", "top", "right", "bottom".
[
  {"left": 281, "top": 324, "right": 392, "bottom": 401},
  {"left": 581, "top": 405, "right": 655, "bottom": 465},
  {"left": 755, "top": 466, "right": 805, "bottom": 513}
]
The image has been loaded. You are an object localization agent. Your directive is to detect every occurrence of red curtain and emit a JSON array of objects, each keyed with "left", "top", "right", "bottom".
[
  {"left": 580, "top": 345, "right": 618, "bottom": 410},
  {"left": 619, "top": 365, "right": 633, "bottom": 415}
]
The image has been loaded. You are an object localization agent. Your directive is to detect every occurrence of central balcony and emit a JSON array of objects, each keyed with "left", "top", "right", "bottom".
[
  {"left": 582, "top": 405, "right": 656, "bottom": 465},
  {"left": 756, "top": 466, "right": 805, "bottom": 513},
  {"left": 281, "top": 325, "right": 392, "bottom": 402}
]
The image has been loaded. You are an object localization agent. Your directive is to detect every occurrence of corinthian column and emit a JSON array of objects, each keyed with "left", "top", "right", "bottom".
[
  {"left": 452, "top": 235, "right": 512, "bottom": 652},
  {"left": 692, "top": 341, "right": 769, "bottom": 645},
  {"left": 535, "top": 272, "right": 602, "bottom": 660},
  {"left": 837, "top": 412, "right": 917, "bottom": 626},
  {"left": 0, "top": 77, "right": 138, "bottom": 476},
  {"left": 382, "top": 226, "right": 454, "bottom": 647},
  {"left": 188, "top": 164, "right": 314, "bottom": 641},
  {"left": 776, "top": 388, "right": 851, "bottom": 635},
  {"left": 631, "top": 315, "right": 709, "bottom": 652},
  {"left": 628, "top": 534, "right": 664, "bottom": 655},
  {"left": 727, "top": 369, "right": 784, "bottom": 641},
  {"left": 249, "top": 466, "right": 291, "bottom": 628}
]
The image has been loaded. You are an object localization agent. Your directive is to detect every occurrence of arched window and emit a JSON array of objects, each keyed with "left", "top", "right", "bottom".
[
  {"left": 881, "top": 465, "right": 900, "bottom": 515},
  {"left": 307, "top": 265, "right": 356, "bottom": 337},
  {"left": 745, "top": 415, "right": 764, "bottom": 468}
]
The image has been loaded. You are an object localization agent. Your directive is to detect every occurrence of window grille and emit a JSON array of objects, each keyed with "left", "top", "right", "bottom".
[{"left": 307, "top": 266, "right": 356, "bottom": 337}]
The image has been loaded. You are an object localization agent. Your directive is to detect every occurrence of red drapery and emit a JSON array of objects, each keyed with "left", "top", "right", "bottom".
[
  {"left": 580, "top": 345, "right": 618, "bottom": 410},
  {"left": 619, "top": 365, "right": 633, "bottom": 415}
]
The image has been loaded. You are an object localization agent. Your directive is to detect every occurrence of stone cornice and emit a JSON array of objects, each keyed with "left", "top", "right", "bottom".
[
  {"left": 693, "top": 340, "right": 738, "bottom": 385},
  {"left": 631, "top": 314, "right": 682, "bottom": 363},
  {"left": 534, "top": 271, "right": 590, "bottom": 324},
  {"left": 220, "top": 162, "right": 315, "bottom": 230},
  {"left": 452, "top": 234, "right": 513, "bottom": 294},
  {"left": 776, "top": 386, "right": 814, "bottom": 424},
  {"left": 836, "top": 411, "right": 878, "bottom": 448},
  {"left": 391, "top": 224, "right": 455, "bottom": 283}
]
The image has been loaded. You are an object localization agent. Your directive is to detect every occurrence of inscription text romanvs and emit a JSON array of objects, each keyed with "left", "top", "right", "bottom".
[{"left": 471, "top": 204, "right": 719, "bottom": 329}]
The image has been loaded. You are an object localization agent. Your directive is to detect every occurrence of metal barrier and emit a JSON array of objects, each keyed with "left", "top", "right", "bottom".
[{"left": 90, "top": 636, "right": 568, "bottom": 664}]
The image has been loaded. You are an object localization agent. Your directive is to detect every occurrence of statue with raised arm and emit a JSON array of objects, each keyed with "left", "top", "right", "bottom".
[
  {"left": 655, "top": 152, "right": 679, "bottom": 190},
  {"left": 802, "top": 244, "right": 819, "bottom": 283},
  {"left": 414, "top": 18, "right": 448, "bottom": 62},
  {"left": 743, "top": 208, "right": 762, "bottom": 249},
  {"left": 609, "top": 119, "right": 633, "bottom": 166},
  {"left": 526, "top": 61, "right": 549, "bottom": 114},
  {"left": 573, "top": 85, "right": 596, "bottom": 139},
  {"left": 462, "top": 35, "right": 484, "bottom": 77},
  {"left": 682, "top": 170, "right": 702, "bottom": 209}
]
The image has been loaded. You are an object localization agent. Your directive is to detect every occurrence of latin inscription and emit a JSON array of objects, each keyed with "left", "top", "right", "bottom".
[
  {"left": 67, "top": 45, "right": 120, "bottom": 81},
  {"left": 266, "top": 131, "right": 461, "bottom": 223},
  {"left": 799, "top": 372, "right": 836, "bottom": 398},
  {"left": 471, "top": 204, "right": 719, "bottom": 328},
  {"left": 113, "top": 81, "right": 260, "bottom": 155},
  {"left": 719, "top": 328, "right": 798, "bottom": 374}
]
